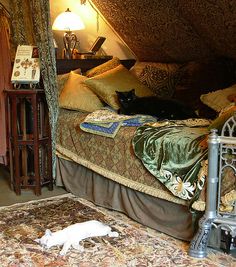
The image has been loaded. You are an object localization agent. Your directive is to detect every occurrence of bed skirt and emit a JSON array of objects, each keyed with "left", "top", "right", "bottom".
[{"left": 56, "top": 156, "right": 201, "bottom": 241}]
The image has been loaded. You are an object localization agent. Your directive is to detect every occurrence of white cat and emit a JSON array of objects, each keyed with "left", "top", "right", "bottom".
[{"left": 35, "top": 220, "right": 119, "bottom": 256}]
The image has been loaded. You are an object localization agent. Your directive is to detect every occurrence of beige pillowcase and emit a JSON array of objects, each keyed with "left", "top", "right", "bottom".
[
  {"left": 200, "top": 84, "right": 236, "bottom": 112},
  {"left": 85, "top": 64, "right": 154, "bottom": 110},
  {"left": 86, "top": 57, "right": 121, "bottom": 77},
  {"left": 59, "top": 71, "right": 104, "bottom": 112}
]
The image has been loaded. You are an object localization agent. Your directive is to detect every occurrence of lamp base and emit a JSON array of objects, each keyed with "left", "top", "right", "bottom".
[
  {"left": 62, "top": 48, "right": 72, "bottom": 59},
  {"left": 62, "top": 48, "right": 80, "bottom": 59},
  {"left": 63, "top": 32, "right": 78, "bottom": 59}
]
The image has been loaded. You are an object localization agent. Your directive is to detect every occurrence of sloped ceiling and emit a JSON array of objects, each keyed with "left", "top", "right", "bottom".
[{"left": 91, "top": 0, "right": 236, "bottom": 62}]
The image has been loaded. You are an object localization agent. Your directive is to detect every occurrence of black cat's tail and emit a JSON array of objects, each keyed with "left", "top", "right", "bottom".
[
  {"left": 171, "top": 99, "right": 199, "bottom": 119},
  {"left": 184, "top": 108, "right": 199, "bottom": 118}
]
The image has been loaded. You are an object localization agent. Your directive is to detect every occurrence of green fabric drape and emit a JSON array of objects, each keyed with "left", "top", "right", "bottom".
[
  {"left": 10, "top": 0, "right": 58, "bottom": 177},
  {"left": 132, "top": 124, "right": 209, "bottom": 203}
]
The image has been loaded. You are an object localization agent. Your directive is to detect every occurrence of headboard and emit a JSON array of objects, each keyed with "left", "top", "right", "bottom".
[{"left": 56, "top": 59, "right": 136, "bottom": 75}]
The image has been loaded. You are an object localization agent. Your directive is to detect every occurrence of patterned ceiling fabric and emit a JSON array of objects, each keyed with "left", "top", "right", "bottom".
[{"left": 91, "top": 0, "right": 236, "bottom": 62}]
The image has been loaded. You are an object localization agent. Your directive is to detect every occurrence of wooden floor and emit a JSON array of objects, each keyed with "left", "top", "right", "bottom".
[{"left": 0, "top": 164, "right": 67, "bottom": 207}]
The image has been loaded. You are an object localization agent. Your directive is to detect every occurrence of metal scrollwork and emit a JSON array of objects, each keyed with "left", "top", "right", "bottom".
[{"left": 188, "top": 112, "right": 236, "bottom": 258}]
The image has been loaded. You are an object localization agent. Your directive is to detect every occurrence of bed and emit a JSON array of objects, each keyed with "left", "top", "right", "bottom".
[{"left": 55, "top": 57, "right": 236, "bottom": 257}]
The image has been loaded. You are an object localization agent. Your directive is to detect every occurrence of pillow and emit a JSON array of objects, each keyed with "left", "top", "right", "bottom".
[
  {"left": 86, "top": 57, "right": 121, "bottom": 77},
  {"left": 228, "top": 94, "right": 236, "bottom": 103},
  {"left": 130, "top": 62, "right": 181, "bottom": 78},
  {"left": 200, "top": 84, "right": 236, "bottom": 112},
  {"left": 208, "top": 104, "right": 236, "bottom": 131},
  {"left": 138, "top": 64, "right": 181, "bottom": 98},
  {"left": 59, "top": 71, "right": 104, "bottom": 112},
  {"left": 84, "top": 64, "right": 154, "bottom": 110},
  {"left": 57, "top": 68, "right": 81, "bottom": 95}
]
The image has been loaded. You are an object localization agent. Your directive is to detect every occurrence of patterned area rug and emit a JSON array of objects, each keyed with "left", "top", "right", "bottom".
[{"left": 0, "top": 193, "right": 235, "bottom": 266}]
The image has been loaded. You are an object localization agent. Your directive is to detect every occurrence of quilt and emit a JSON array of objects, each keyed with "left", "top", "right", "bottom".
[{"left": 80, "top": 107, "right": 157, "bottom": 138}]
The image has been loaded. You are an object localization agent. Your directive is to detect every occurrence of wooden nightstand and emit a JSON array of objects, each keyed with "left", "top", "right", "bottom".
[
  {"left": 56, "top": 58, "right": 136, "bottom": 74},
  {"left": 5, "top": 89, "right": 53, "bottom": 195}
]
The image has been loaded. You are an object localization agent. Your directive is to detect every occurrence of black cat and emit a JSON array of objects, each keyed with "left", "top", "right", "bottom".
[{"left": 116, "top": 89, "right": 198, "bottom": 120}]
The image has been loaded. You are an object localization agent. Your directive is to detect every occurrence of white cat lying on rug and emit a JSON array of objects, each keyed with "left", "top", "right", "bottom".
[{"left": 35, "top": 220, "right": 119, "bottom": 256}]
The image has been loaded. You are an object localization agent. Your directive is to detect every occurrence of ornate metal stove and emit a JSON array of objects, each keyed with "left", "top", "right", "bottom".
[{"left": 189, "top": 112, "right": 236, "bottom": 258}]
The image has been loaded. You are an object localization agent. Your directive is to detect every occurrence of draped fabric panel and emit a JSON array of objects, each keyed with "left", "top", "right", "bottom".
[
  {"left": 0, "top": 9, "right": 12, "bottom": 165},
  {"left": 10, "top": 0, "right": 58, "bottom": 177},
  {"left": 91, "top": 0, "right": 236, "bottom": 62},
  {"left": 10, "top": 0, "right": 35, "bottom": 47}
]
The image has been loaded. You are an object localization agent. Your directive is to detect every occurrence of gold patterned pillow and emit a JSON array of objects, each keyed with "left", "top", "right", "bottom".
[
  {"left": 59, "top": 71, "right": 104, "bottom": 112},
  {"left": 57, "top": 68, "right": 81, "bottom": 95},
  {"left": 86, "top": 57, "right": 121, "bottom": 77},
  {"left": 208, "top": 104, "right": 236, "bottom": 131},
  {"left": 130, "top": 62, "right": 181, "bottom": 78},
  {"left": 138, "top": 64, "right": 181, "bottom": 98},
  {"left": 200, "top": 84, "right": 236, "bottom": 112},
  {"left": 85, "top": 64, "right": 154, "bottom": 110}
]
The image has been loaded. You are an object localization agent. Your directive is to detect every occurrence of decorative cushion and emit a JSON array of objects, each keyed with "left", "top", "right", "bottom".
[
  {"left": 130, "top": 62, "right": 181, "bottom": 78},
  {"left": 208, "top": 104, "right": 236, "bottom": 131},
  {"left": 86, "top": 57, "right": 121, "bottom": 77},
  {"left": 138, "top": 64, "right": 181, "bottom": 98},
  {"left": 57, "top": 68, "right": 81, "bottom": 95},
  {"left": 200, "top": 84, "right": 236, "bottom": 112},
  {"left": 59, "top": 71, "right": 104, "bottom": 112},
  {"left": 228, "top": 94, "right": 236, "bottom": 103},
  {"left": 84, "top": 64, "right": 154, "bottom": 110}
]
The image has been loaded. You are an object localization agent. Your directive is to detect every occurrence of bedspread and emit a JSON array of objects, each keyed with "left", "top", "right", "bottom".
[
  {"left": 56, "top": 109, "right": 219, "bottom": 211},
  {"left": 56, "top": 108, "right": 190, "bottom": 207},
  {"left": 132, "top": 120, "right": 210, "bottom": 203}
]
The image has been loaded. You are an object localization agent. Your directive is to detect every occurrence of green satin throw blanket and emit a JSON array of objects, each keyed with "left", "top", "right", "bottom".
[{"left": 132, "top": 123, "right": 209, "bottom": 202}]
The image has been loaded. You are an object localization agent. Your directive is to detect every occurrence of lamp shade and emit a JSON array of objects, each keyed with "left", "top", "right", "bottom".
[{"left": 52, "top": 8, "right": 85, "bottom": 32}]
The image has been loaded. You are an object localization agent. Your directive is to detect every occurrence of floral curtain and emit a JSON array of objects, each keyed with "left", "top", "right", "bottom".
[
  {"left": 11, "top": 0, "right": 58, "bottom": 177},
  {"left": 0, "top": 7, "right": 12, "bottom": 165}
]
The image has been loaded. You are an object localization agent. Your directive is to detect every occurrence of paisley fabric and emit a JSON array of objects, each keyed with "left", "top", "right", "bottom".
[
  {"left": 138, "top": 64, "right": 181, "bottom": 98},
  {"left": 91, "top": 0, "right": 236, "bottom": 62},
  {"left": 132, "top": 120, "right": 210, "bottom": 202},
  {"left": 11, "top": 0, "right": 58, "bottom": 177}
]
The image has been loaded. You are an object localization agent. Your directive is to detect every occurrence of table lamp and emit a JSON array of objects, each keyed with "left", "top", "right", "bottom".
[{"left": 52, "top": 8, "right": 85, "bottom": 59}]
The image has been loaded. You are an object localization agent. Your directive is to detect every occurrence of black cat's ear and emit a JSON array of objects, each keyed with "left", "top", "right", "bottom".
[
  {"left": 115, "top": 91, "right": 120, "bottom": 95},
  {"left": 131, "top": 89, "right": 135, "bottom": 93}
]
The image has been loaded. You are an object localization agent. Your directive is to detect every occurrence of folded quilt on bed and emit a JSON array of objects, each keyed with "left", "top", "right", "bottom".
[
  {"left": 80, "top": 107, "right": 157, "bottom": 138},
  {"left": 132, "top": 119, "right": 211, "bottom": 204}
]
